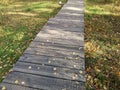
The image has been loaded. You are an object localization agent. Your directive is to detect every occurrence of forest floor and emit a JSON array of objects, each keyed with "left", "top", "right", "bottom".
[{"left": 85, "top": 0, "right": 120, "bottom": 90}]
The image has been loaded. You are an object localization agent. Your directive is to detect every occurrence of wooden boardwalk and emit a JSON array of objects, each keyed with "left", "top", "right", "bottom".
[{"left": 0, "top": 0, "right": 85, "bottom": 89}]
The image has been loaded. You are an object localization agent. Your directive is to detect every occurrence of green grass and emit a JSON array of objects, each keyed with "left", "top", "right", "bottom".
[
  {"left": 0, "top": 0, "right": 66, "bottom": 82},
  {"left": 85, "top": 0, "right": 120, "bottom": 90}
]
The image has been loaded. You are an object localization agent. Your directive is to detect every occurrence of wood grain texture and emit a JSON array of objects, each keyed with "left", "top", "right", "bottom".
[
  {"left": 19, "top": 54, "right": 85, "bottom": 70},
  {"left": 34, "top": 36, "right": 84, "bottom": 47},
  {"left": 0, "top": 83, "right": 37, "bottom": 90},
  {"left": 3, "top": 71, "right": 85, "bottom": 90},
  {"left": 30, "top": 41, "right": 83, "bottom": 50},
  {"left": 55, "top": 13, "right": 84, "bottom": 21},
  {"left": 24, "top": 47, "right": 84, "bottom": 59},
  {"left": 42, "top": 24, "right": 84, "bottom": 33},
  {"left": 13, "top": 61, "right": 85, "bottom": 82}
]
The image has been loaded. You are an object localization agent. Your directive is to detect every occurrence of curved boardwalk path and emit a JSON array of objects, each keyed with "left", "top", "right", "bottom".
[{"left": 0, "top": 0, "right": 85, "bottom": 89}]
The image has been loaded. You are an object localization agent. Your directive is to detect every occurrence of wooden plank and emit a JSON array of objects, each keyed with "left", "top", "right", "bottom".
[
  {"left": 58, "top": 9, "right": 84, "bottom": 15},
  {"left": 46, "top": 21, "right": 83, "bottom": 28},
  {"left": 66, "top": 0, "right": 84, "bottom": 5},
  {"left": 24, "top": 46, "right": 84, "bottom": 59},
  {"left": 68, "top": 0, "right": 84, "bottom": 2},
  {"left": 55, "top": 13, "right": 84, "bottom": 21},
  {"left": 28, "top": 43, "right": 83, "bottom": 53},
  {"left": 35, "top": 35, "right": 84, "bottom": 44},
  {"left": 28, "top": 41, "right": 84, "bottom": 66},
  {"left": 43, "top": 24, "right": 84, "bottom": 34},
  {"left": 30, "top": 40, "right": 84, "bottom": 51},
  {"left": 47, "top": 19, "right": 83, "bottom": 28},
  {"left": 63, "top": 0, "right": 84, "bottom": 7},
  {"left": 35, "top": 30, "right": 84, "bottom": 47},
  {"left": 41, "top": 24, "right": 84, "bottom": 32},
  {"left": 3, "top": 71, "right": 85, "bottom": 90},
  {"left": 24, "top": 41, "right": 84, "bottom": 58},
  {"left": 61, "top": 6, "right": 84, "bottom": 13},
  {"left": 48, "top": 18, "right": 83, "bottom": 23},
  {"left": 34, "top": 36, "right": 84, "bottom": 47},
  {"left": 19, "top": 54, "right": 85, "bottom": 70},
  {"left": 36, "top": 29, "right": 84, "bottom": 42},
  {"left": 63, "top": 3, "right": 84, "bottom": 8},
  {"left": 41, "top": 25, "right": 84, "bottom": 34},
  {"left": 29, "top": 41, "right": 83, "bottom": 50},
  {"left": 0, "top": 83, "right": 37, "bottom": 90},
  {"left": 41, "top": 23, "right": 84, "bottom": 38},
  {"left": 13, "top": 62, "right": 85, "bottom": 82}
]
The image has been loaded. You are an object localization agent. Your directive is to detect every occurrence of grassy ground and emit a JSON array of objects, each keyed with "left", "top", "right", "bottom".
[
  {"left": 85, "top": 0, "right": 120, "bottom": 90},
  {"left": 0, "top": 0, "right": 67, "bottom": 82}
]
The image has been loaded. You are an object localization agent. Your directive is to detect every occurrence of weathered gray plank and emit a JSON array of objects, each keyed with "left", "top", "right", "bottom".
[
  {"left": 62, "top": 5, "right": 84, "bottom": 12},
  {"left": 49, "top": 18, "right": 83, "bottom": 23},
  {"left": 24, "top": 46, "right": 84, "bottom": 59},
  {"left": 42, "top": 24, "right": 84, "bottom": 33},
  {"left": 36, "top": 29, "right": 84, "bottom": 42},
  {"left": 29, "top": 41, "right": 83, "bottom": 50},
  {"left": 13, "top": 62, "right": 85, "bottom": 82},
  {"left": 41, "top": 24, "right": 84, "bottom": 32},
  {"left": 47, "top": 19, "right": 83, "bottom": 28},
  {"left": 34, "top": 36, "right": 84, "bottom": 47},
  {"left": 3, "top": 72, "right": 85, "bottom": 90},
  {"left": 19, "top": 54, "right": 85, "bottom": 70},
  {"left": 66, "top": 0, "right": 84, "bottom": 5},
  {"left": 58, "top": 9, "right": 84, "bottom": 15},
  {"left": 28, "top": 43, "right": 83, "bottom": 53},
  {"left": 55, "top": 13, "right": 84, "bottom": 21},
  {"left": 0, "top": 83, "right": 37, "bottom": 90},
  {"left": 31, "top": 32, "right": 84, "bottom": 47},
  {"left": 63, "top": 3, "right": 84, "bottom": 8},
  {"left": 46, "top": 21, "right": 83, "bottom": 28}
]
